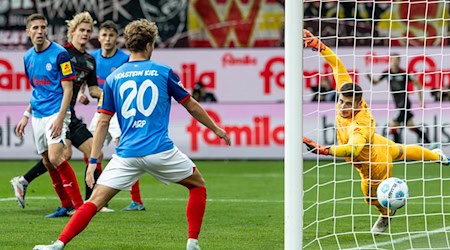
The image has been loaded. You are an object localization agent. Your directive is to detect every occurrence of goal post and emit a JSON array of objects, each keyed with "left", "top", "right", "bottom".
[{"left": 284, "top": 0, "right": 304, "bottom": 249}]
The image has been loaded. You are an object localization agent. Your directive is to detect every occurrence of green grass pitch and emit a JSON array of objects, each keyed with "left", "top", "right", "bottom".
[{"left": 0, "top": 160, "right": 449, "bottom": 249}]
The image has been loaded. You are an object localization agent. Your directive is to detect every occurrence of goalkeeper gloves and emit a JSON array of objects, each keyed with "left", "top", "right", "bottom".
[
  {"left": 303, "top": 29, "right": 327, "bottom": 52},
  {"left": 303, "top": 137, "right": 330, "bottom": 155}
]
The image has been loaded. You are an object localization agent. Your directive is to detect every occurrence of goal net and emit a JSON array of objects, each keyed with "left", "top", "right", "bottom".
[{"left": 302, "top": 1, "right": 450, "bottom": 249}]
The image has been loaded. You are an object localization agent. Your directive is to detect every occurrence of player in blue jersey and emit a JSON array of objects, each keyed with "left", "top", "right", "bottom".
[
  {"left": 13, "top": 13, "right": 84, "bottom": 216},
  {"left": 11, "top": 12, "right": 113, "bottom": 216},
  {"left": 86, "top": 20, "right": 145, "bottom": 211},
  {"left": 33, "top": 19, "right": 231, "bottom": 250}
]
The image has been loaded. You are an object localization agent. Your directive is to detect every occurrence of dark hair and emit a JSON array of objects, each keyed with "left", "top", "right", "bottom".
[
  {"left": 340, "top": 83, "right": 363, "bottom": 102},
  {"left": 26, "top": 13, "right": 47, "bottom": 28},
  {"left": 100, "top": 20, "right": 118, "bottom": 34}
]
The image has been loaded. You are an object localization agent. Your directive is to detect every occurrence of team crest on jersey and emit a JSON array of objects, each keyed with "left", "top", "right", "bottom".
[
  {"left": 177, "top": 81, "right": 186, "bottom": 89},
  {"left": 46, "top": 63, "right": 52, "bottom": 71},
  {"left": 61, "top": 61, "right": 73, "bottom": 76}
]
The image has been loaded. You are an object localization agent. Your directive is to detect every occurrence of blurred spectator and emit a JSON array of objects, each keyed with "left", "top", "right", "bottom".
[
  {"left": 430, "top": 88, "right": 450, "bottom": 102},
  {"left": 192, "top": 81, "right": 217, "bottom": 103},
  {"left": 311, "top": 77, "right": 336, "bottom": 102}
]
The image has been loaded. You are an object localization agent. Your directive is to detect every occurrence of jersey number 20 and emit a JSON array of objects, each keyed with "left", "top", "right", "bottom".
[{"left": 119, "top": 79, "right": 158, "bottom": 119}]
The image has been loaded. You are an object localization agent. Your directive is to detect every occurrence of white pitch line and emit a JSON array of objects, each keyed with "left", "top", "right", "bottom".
[
  {"left": 0, "top": 196, "right": 284, "bottom": 203},
  {"left": 348, "top": 226, "right": 450, "bottom": 250},
  {"left": 1, "top": 197, "right": 445, "bottom": 205}
]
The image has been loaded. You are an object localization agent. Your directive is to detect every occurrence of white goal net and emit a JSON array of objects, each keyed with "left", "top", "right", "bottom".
[{"left": 301, "top": 1, "right": 450, "bottom": 249}]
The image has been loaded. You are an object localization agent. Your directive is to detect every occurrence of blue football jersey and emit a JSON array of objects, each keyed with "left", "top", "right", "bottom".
[
  {"left": 99, "top": 60, "right": 191, "bottom": 157},
  {"left": 24, "top": 42, "right": 76, "bottom": 118},
  {"left": 90, "top": 48, "right": 129, "bottom": 89}
]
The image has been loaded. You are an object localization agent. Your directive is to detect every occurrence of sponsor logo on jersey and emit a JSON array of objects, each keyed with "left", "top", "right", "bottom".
[{"left": 61, "top": 61, "right": 73, "bottom": 76}]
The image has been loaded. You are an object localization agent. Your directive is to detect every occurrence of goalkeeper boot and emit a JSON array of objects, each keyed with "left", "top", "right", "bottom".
[
  {"left": 33, "top": 240, "right": 64, "bottom": 250},
  {"left": 432, "top": 148, "right": 450, "bottom": 165},
  {"left": 186, "top": 238, "right": 201, "bottom": 250},
  {"left": 10, "top": 176, "right": 27, "bottom": 209},
  {"left": 303, "top": 29, "right": 327, "bottom": 52},
  {"left": 371, "top": 215, "right": 390, "bottom": 235},
  {"left": 371, "top": 209, "right": 395, "bottom": 235}
]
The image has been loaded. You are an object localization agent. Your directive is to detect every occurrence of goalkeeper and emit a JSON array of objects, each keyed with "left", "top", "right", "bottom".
[{"left": 302, "top": 29, "right": 449, "bottom": 235}]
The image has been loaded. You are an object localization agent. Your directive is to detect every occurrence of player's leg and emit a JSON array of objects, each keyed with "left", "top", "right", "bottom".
[
  {"left": 33, "top": 155, "right": 137, "bottom": 249},
  {"left": 33, "top": 184, "right": 120, "bottom": 250},
  {"left": 70, "top": 119, "right": 105, "bottom": 201},
  {"left": 392, "top": 143, "right": 449, "bottom": 165},
  {"left": 389, "top": 119, "right": 402, "bottom": 143},
  {"left": 405, "top": 115, "right": 431, "bottom": 144},
  {"left": 40, "top": 151, "right": 75, "bottom": 218},
  {"left": 46, "top": 115, "right": 84, "bottom": 211},
  {"left": 141, "top": 147, "right": 205, "bottom": 249},
  {"left": 177, "top": 168, "right": 206, "bottom": 250}
]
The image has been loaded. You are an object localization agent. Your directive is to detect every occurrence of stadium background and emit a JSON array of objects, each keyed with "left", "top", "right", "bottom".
[{"left": 1, "top": 0, "right": 450, "bottom": 160}]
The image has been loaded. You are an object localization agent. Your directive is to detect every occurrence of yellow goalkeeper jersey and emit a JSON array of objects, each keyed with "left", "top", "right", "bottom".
[{"left": 321, "top": 46, "right": 393, "bottom": 181}]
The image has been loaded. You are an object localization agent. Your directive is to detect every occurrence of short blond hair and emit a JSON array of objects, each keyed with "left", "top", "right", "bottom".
[
  {"left": 66, "top": 11, "right": 96, "bottom": 42},
  {"left": 124, "top": 19, "right": 158, "bottom": 52}
]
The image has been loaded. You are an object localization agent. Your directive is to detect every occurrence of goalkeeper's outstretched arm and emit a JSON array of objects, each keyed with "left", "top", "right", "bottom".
[
  {"left": 303, "top": 29, "right": 352, "bottom": 91},
  {"left": 303, "top": 134, "right": 366, "bottom": 157}
]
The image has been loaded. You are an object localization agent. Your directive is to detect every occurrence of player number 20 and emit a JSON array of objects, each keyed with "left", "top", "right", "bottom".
[{"left": 119, "top": 79, "right": 159, "bottom": 119}]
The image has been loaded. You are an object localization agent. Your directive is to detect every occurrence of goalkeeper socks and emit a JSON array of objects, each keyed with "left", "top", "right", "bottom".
[
  {"left": 49, "top": 169, "right": 73, "bottom": 209},
  {"left": 23, "top": 159, "right": 48, "bottom": 184},
  {"left": 409, "top": 127, "right": 431, "bottom": 144},
  {"left": 56, "top": 161, "right": 84, "bottom": 209},
  {"left": 84, "top": 165, "right": 102, "bottom": 200},
  {"left": 130, "top": 180, "right": 143, "bottom": 204},
  {"left": 404, "top": 145, "right": 440, "bottom": 161},
  {"left": 186, "top": 185, "right": 207, "bottom": 239},
  {"left": 58, "top": 201, "right": 98, "bottom": 245}
]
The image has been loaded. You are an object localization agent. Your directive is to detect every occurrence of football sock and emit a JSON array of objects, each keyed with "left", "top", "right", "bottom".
[
  {"left": 58, "top": 201, "right": 98, "bottom": 245},
  {"left": 96, "top": 162, "right": 103, "bottom": 173},
  {"left": 23, "top": 159, "right": 48, "bottom": 184},
  {"left": 56, "top": 161, "right": 84, "bottom": 209},
  {"left": 186, "top": 186, "right": 207, "bottom": 239},
  {"left": 130, "top": 181, "right": 143, "bottom": 204},
  {"left": 84, "top": 165, "right": 102, "bottom": 200},
  {"left": 49, "top": 169, "right": 73, "bottom": 209},
  {"left": 409, "top": 127, "right": 431, "bottom": 144},
  {"left": 403, "top": 145, "right": 440, "bottom": 161}
]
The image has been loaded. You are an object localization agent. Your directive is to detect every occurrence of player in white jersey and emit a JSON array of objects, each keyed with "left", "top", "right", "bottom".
[
  {"left": 85, "top": 20, "right": 145, "bottom": 211},
  {"left": 33, "top": 19, "right": 231, "bottom": 250}
]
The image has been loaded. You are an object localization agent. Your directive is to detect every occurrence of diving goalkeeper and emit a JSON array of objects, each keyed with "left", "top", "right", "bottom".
[{"left": 302, "top": 29, "right": 449, "bottom": 235}]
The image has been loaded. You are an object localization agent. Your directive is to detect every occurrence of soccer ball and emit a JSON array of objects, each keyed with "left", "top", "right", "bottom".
[{"left": 377, "top": 177, "right": 409, "bottom": 210}]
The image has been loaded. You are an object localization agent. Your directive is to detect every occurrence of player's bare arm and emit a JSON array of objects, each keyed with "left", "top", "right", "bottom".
[
  {"left": 88, "top": 85, "right": 102, "bottom": 99},
  {"left": 181, "top": 97, "right": 231, "bottom": 146},
  {"left": 77, "top": 83, "right": 89, "bottom": 105},
  {"left": 86, "top": 112, "right": 112, "bottom": 188},
  {"left": 16, "top": 104, "right": 32, "bottom": 137},
  {"left": 366, "top": 74, "right": 381, "bottom": 84},
  {"left": 49, "top": 80, "right": 73, "bottom": 139}
]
